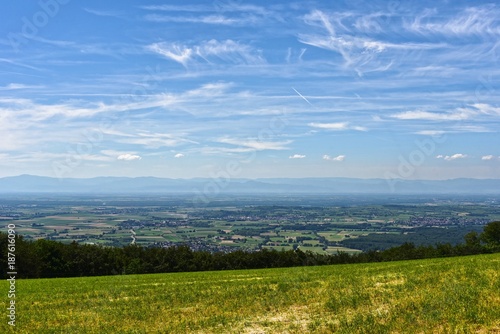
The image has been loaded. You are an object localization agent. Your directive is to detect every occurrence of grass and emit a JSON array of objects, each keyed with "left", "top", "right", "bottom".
[{"left": 2, "top": 253, "right": 500, "bottom": 333}]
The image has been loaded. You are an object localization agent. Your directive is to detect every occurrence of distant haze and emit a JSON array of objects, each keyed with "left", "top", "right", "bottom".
[{"left": 1, "top": 175, "right": 499, "bottom": 195}]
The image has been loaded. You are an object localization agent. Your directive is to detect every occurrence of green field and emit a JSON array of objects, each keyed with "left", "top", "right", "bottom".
[
  {"left": 2, "top": 253, "right": 499, "bottom": 333},
  {"left": 3, "top": 195, "right": 499, "bottom": 253}
]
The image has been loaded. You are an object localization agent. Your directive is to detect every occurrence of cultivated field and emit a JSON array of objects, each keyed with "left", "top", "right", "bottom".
[
  {"left": 2, "top": 253, "right": 500, "bottom": 333},
  {"left": 2, "top": 194, "right": 498, "bottom": 253}
]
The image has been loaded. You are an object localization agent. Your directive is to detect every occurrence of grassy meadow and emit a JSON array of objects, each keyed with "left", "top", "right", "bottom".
[{"left": 2, "top": 253, "right": 500, "bottom": 333}]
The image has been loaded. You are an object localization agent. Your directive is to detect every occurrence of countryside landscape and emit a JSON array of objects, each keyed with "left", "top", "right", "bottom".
[
  {"left": 2, "top": 183, "right": 500, "bottom": 332},
  {"left": 1, "top": 187, "right": 499, "bottom": 254},
  {"left": 3, "top": 0, "right": 500, "bottom": 332}
]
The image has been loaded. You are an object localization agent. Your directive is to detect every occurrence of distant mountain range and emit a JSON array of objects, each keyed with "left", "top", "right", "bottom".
[{"left": 0, "top": 175, "right": 499, "bottom": 194}]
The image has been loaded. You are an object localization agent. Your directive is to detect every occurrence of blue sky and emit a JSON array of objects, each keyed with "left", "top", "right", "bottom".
[{"left": 0, "top": 0, "right": 499, "bottom": 180}]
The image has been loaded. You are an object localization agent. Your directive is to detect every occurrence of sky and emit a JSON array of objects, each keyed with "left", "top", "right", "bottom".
[{"left": 0, "top": 0, "right": 499, "bottom": 180}]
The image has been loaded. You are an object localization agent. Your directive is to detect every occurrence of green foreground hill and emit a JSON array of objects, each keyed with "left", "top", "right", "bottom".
[{"left": 3, "top": 253, "right": 500, "bottom": 333}]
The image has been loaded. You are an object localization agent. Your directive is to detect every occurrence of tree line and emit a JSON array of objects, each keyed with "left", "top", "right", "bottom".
[{"left": 1, "top": 221, "right": 499, "bottom": 279}]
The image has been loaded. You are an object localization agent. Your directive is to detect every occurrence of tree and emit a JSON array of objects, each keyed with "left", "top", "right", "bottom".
[
  {"left": 481, "top": 221, "right": 500, "bottom": 249},
  {"left": 462, "top": 231, "right": 483, "bottom": 254}
]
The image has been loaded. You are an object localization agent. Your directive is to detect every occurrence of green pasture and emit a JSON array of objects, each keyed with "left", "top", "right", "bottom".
[{"left": 2, "top": 253, "right": 499, "bottom": 333}]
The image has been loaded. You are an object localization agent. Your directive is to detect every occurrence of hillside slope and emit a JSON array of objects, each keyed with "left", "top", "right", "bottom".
[{"left": 3, "top": 253, "right": 500, "bottom": 333}]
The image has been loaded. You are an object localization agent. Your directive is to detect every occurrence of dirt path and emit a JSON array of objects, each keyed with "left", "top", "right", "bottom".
[{"left": 130, "top": 229, "right": 136, "bottom": 245}]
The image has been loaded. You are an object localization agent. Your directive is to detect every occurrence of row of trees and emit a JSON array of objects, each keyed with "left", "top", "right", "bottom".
[{"left": 1, "top": 221, "right": 499, "bottom": 279}]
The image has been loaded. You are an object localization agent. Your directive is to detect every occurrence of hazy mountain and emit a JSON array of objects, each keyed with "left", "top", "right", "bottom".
[{"left": 0, "top": 175, "right": 499, "bottom": 194}]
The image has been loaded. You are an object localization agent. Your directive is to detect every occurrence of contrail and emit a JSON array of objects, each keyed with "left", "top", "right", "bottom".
[{"left": 292, "top": 87, "right": 313, "bottom": 106}]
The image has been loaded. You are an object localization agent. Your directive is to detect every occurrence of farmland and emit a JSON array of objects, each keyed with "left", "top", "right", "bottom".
[
  {"left": 1, "top": 194, "right": 499, "bottom": 253},
  {"left": 2, "top": 253, "right": 499, "bottom": 333}
]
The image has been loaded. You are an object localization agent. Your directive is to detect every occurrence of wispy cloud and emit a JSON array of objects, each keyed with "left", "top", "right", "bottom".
[
  {"left": 299, "top": 10, "right": 446, "bottom": 75},
  {"left": 117, "top": 153, "right": 142, "bottom": 161},
  {"left": 147, "top": 43, "right": 193, "bottom": 67},
  {"left": 471, "top": 103, "right": 500, "bottom": 115},
  {"left": 84, "top": 8, "right": 125, "bottom": 18},
  {"left": 147, "top": 40, "right": 265, "bottom": 67},
  {"left": 0, "top": 58, "right": 45, "bottom": 71},
  {"left": 415, "top": 130, "right": 447, "bottom": 136},
  {"left": 391, "top": 109, "right": 472, "bottom": 121},
  {"left": 323, "top": 154, "right": 345, "bottom": 161},
  {"left": 118, "top": 132, "right": 196, "bottom": 149},
  {"left": 309, "top": 122, "right": 349, "bottom": 130},
  {"left": 0, "top": 94, "right": 178, "bottom": 121},
  {"left": 0, "top": 83, "right": 43, "bottom": 90},
  {"left": 308, "top": 122, "right": 366, "bottom": 131},
  {"left": 142, "top": 2, "right": 271, "bottom": 27},
  {"left": 141, "top": 3, "right": 269, "bottom": 15},
  {"left": 218, "top": 137, "right": 292, "bottom": 151},
  {"left": 406, "top": 6, "right": 500, "bottom": 37},
  {"left": 140, "top": 5, "right": 210, "bottom": 12},
  {"left": 391, "top": 104, "right": 500, "bottom": 124},
  {"left": 145, "top": 14, "right": 239, "bottom": 25},
  {"left": 2, "top": 1, "right": 499, "bottom": 179}
]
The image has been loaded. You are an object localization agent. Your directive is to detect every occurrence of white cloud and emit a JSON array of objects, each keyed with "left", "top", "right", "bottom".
[
  {"left": 406, "top": 6, "right": 500, "bottom": 37},
  {"left": 218, "top": 137, "right": 292, "bottom": 151},
  {"left": 0, "top": 93, "right": 179, "bottom": 122},
  {"left": 118, "top": 132, "right": 196, "bottom": 149},
  {"left": 117, "top": 154, "right": 142, "bottom": 161},
  {"left": 141, "top": 3, "right": 268, "bottom": 15},
  {"left": 145, "top": 14, "right": 239, "bottom": 25},
  {"left": 185, "top": 82, "right": 233, "bottom": 97},
  {"left": 81, "top": 154, "right": 114, "bottom": 162},
  {"left": 140, "top": 5, "right": 209, "bottom": 12},
  {"left": 308, "top": 122, "right": 366, "bottom": 131},
  {"left": 0, "top": 83, "right": 42, "bottom": 90},
  {"left": 289, "top": 154, "right": 305, "bottom": 159},
  {"left": 436, "top": 153, "right": 467, "bottom": 161},
  {"left": 416, "top": 130, "right": 447, "bottom": 136},
  {"left": 6, "top": 152, "right": 114, "bottom": 164},
  {"left": 174, "top": 153, "right": 185, "bottom": 158},
  {"left": 451, "top": 125, "right": 491, "bottom": 133},
  {"left": 482, "top": 155, "right": 495, "bottom": 160},
  {"left": 299, "top": 10, "right": 444, "bottom": 75},
  {"left": 309, "top": 122, "right": 349, "bottom": 130},
  {"left": 147, "top": 43, "right": 193, "bottom": 67},
  {"left": 471, "top": 103, "right": 500, "bottom": 115},
  {"left": 352, "top": 126, "right": 368, "bottom": 132},
  {"left": 84, "top": 8, "right": 124, "bottom": 17},
  {"left": 323, "top": 154, "right": 345, "bottom": 161},
  {"left": 147, "top": 39, "right": 265, "bottom": 67},
  {"left": 391, "top": 109, "right": 472, "bottom": 121},
  {"left": 101, "top": 150, "right": 144, "bottom": 162}
]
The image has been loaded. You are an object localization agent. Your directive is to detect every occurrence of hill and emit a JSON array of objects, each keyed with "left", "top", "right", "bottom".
[
  {"left": 1, "top": 174, "right": 500, "bottom": 194},
  {"left": 3, "top": 253, "right": 499, "bottom": 333}
]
